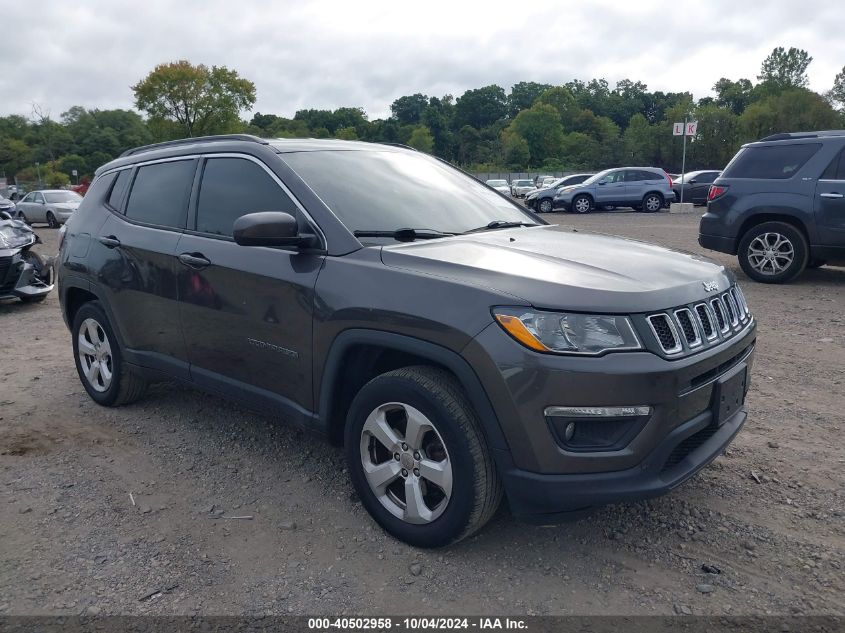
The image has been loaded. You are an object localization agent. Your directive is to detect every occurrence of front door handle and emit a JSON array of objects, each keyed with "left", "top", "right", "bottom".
[
  {"left": 98, "top": 235, "right": 121, "bottom": 249},
  {"left": 820, "top": 192, "right": 843, "bottom": 199},
  {"left": 178, "top": 252, "right": 211, "bottom": 269}
]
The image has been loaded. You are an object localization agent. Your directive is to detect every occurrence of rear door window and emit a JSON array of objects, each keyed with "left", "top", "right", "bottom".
[
  {"left": 821, "top": 149, "right": 845, "bottom": 180},
  {"left": 722, "top": 143, "right": 821, "bottom": 179},
  {"left": 195, "top": 157, "right": 299, "bottom": 237},
  {"left": 108, "top": 169, "right": 133, "bottom": 211},
  {"left": 125, "top": 160, "right": 196, "bottom": 228}
]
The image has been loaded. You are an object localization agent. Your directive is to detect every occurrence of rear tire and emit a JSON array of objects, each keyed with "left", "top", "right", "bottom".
[
  {"left": 738, "top": 222, "right": 808, "bottom": 284},
  {"left": 642, "top": 193, "right": 663, "bottom": 213},
  {"left": 571, "top": 194, "right": 593, "bottom": 214},
  {"left": 47, "top": 212, "right": 59, "bottom": 228},
  {"left": 345, "top": 366, "right": 501, "bottom": 548},
  {"left": 72, "top": 301, "right": 147, "bottom": 406}
]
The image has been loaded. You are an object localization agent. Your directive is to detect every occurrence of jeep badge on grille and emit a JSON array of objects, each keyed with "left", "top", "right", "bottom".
[{"left": 703, "top": 280, "right": 719, "bottom": 292}]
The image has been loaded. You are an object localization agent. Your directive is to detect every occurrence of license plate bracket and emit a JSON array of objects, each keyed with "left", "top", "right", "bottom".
[{"left": 712, "top": 364, "right": 747, "bottom": 427}]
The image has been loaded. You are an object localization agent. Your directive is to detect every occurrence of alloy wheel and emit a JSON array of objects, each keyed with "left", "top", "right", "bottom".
[
  {"left": 644, "top": 195, "right": 661, "bottom": 212},
  {"left": 574, "top": 197, "right": 591, "bottom": 213},
  {"left": 747, "top": 232, "right": 794, "bottom": 275},
  {"left": 539, "top": 199, "right": 552, "bottom": 213},
  {"left": 77, "top": 318, "right": 113, "bottom": 392},
  {"left": 359, "top": 402, "right": 453, "bottom": 524}
]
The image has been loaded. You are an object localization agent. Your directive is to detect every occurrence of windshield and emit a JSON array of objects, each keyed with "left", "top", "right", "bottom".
[
  {"left": 282, "top": 150, "right": 538, "bottom": 235},
  {"left": 514, "top": 180, "right": 532, "bottom": 186},
  {"left": 581, "top": 169, "right": 613, "bottom": 185},
  {"left": 44, "top": 191, "right": 82, "bottom": 203},
  {"left": 677, "top": 171, "right": 701, "bottom": 182},
  {"left": 486, "top": 180, "right": 508, "bottom": 186}
]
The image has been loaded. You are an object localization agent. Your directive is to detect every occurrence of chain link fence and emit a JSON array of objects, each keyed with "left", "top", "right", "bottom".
[{"left": 472, "top": 171, "right": 577, "bottom": 182}]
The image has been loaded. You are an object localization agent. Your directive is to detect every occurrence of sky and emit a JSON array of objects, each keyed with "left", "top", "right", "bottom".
[{"left": 1, "top": 0, "right": 844, "bottom": 122}]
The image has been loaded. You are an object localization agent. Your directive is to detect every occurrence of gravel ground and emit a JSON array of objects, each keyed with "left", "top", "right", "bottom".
[{"left": 1, "top": 212, "right": 843, "bottom": 617}]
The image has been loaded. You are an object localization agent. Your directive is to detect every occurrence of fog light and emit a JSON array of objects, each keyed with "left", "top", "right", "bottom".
[{"left": 544, "top": 405, "right": 652, "bottom": 452}]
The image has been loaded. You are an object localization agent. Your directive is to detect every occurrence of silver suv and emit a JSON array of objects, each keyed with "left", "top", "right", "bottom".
[{"left": 554, "top": 167, "right": 676, "bottom": 214}]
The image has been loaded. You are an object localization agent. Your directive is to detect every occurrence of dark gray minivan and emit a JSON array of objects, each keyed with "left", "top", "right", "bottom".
[{"left": 58, "top": 135, "right": 756, "bottom": 547}]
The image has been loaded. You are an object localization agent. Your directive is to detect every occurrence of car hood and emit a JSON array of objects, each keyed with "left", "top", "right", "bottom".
[{"left": 380, "top": 225, "right": 733, "bottom": 312}]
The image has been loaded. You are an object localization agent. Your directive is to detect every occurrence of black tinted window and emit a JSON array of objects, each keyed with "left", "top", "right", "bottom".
[
  {"left": 697, "top": 172, "right": 718, "bottom": 183},
  {"left": 821, "top": 149, "right": 845, "bottom": 180},
  {"left": 722, "top": 143, "right": 821, "bottom": 179},
  {"left": 108, "top": 169, "right": 132, "bottom": 211},
  {"left": 196, "top": 158, "right": 298, "bottom": 237},
  {"left": 125, "top": 160, "right": 195, "bottom": 228}
]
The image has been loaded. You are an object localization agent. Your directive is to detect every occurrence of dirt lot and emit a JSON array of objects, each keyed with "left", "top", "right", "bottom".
[{"left": 1, "top": 212, "right": 843, "bottom": 617}]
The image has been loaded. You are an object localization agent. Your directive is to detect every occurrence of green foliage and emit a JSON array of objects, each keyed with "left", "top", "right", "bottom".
[
  {"left": 758, "top": 47, "right": 812, "bottom": 90},
  {"left": 407, "top": 126, "right": 435, "bottom": 153},
  {"left": 132, "top": 60, "right": 256, "bottom": 138},
  {"left": 454, "top": 85, "right": 508, "bottom": 129},
  {"left": 1, "top": 48, "right": 841, "bottom": 181},
  {"left": 509, "top": 104, "right": 564, "bottom": 167},
  {"left": 508, "top": 82, "right": 553, "bottom": 117},
  {"left": 502, "top": 132, "right": 530, "bottom": 169}
]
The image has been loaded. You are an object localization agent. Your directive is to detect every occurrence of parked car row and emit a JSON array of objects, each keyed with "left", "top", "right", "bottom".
[{"left": 8, "top": 189, "right": 83, "bottom": 227}]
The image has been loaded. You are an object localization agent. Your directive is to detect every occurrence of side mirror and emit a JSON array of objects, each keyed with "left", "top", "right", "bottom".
[
  {"left": 598, "top": 181, "right": 607, "bottom": 186},
  {"left": 233, "top": 212, "right": 318, "bottom": 249},
  {"left": 689, "top": 179, "right": 697, "bottom": 184}
]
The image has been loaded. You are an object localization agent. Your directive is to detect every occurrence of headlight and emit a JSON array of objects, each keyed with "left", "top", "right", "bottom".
[
  {"left": 0, "top": 226, "right": 33, "bottom": 248},
  {"left": 493, "top": 308, "right": 642, "bottom": 355}
]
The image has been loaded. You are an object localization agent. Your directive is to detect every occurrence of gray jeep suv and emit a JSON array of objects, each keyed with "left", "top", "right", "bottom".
[
  {"left": 58, "top": 135, "right": 755, "bottom": 547},
  {"left": 554, "top": 167, "right": 676, "bottom": 213}
]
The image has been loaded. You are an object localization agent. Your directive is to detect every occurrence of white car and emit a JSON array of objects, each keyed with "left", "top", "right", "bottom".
[
  {"left": 510, "top": 179, "right": 536, "bottom": 197},
  {"left": 15, "top": 190, "right": 83, "bottom": 227},
  {"left": 485, "top": 179, "right": 511, "bottom": 195}
]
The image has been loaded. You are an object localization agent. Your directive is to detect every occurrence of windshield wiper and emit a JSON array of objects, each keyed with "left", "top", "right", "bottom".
[
  {"left": 462, "top": 220, "right": 539, "bottom": 234},
  {"left": 353, "top": 228, "right": 457, "bottom": 242}
]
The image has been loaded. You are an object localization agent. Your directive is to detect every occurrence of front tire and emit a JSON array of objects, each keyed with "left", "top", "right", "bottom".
[
  {"left": 345, "top": 366, "right": 501, "bottom": 548},
  {"left": 538, "top": 198, "right": 553, "bottom": 214},
  {"left": 738, "top": 221, "right": 809, "bottom": 284},
  {"left": 72, "top": 301, "right": 147, "bottom": 406},
  {"left": 571, "top": 194, "right": 593, "bottom": 214},
  {"left": 47, "top": 212, "right": 59, "bottom": 228}
]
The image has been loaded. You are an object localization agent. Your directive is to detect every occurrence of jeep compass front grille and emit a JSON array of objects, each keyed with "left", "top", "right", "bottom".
[
  {"left": 647, "top": 284, "right": 752, "bottom": 357},
  {"left": 647, "top": 314, "right": 681, "bottom": 354}
]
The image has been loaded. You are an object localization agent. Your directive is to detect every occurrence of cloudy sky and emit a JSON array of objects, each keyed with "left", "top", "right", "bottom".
[{"left": 1, "top": 0, "right": 843, "bottom": 122}]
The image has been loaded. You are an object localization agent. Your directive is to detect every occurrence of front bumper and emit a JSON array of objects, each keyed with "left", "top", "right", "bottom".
[
  {"left": 462, "top": 319, "right": 756, "bottom": 519},
  {"left": 0, "top": 251, "right": 54, "bottom": 300},
  {"left": 499, "top": 405, "right": 746, "bottom": 522}
]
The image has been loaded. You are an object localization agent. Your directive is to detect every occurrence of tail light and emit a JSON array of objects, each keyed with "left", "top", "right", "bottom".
[
  {"left": 708, "top": 185, "right": 728, "bottom": 202},
  {"left": 664, "top": 171, "right": 673, "bottom": 188}
]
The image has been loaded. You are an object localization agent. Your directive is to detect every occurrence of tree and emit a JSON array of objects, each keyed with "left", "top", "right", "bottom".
[
  {"left": 132, "top": 60, "right": 256, "bottom": 137},
  {"left": 713, "top": 78, "right": 754, "bottom": 115},
  {"left": 508, "top": 82, "right": 552, "bottom": 117},
  {"left": 335, "top": 126, "right": 358, "bottom": 140},
  {"left": 0, "top": 137, "right": 34, "bottom": 177},
  {"left": 758, "top": 47, "right": 813, "bottom": 90},
  {"left": 535, "top": 86, "right": 579, "bottom": 129},
  {"left": 690, "top": 104, "right": 739, "bottom": 168},
  {"left": 454, "top": 85, "right": 507, "bottom": 129},
  {"left": 828, "top": 66, "right": 845, "bottom": 109},
  {"left": 391, "top": 94, "right": 429, "bottom": 125},
  {"left": 502, "top": 132, "right": 530, "bottom": 169},
  {"left": 407, "top": 126, "right": 434, "bottom": 153},
  {"left": 57, "top": 154, "right": 88, "bottom": 180},
  {"left": 623, "top": 114, "right": 657, "bottom": 165},
  {"left": 509, "top": 104, "right": 564, "bottom": 166}
]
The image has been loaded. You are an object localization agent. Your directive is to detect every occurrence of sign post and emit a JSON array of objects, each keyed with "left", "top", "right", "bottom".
[
  {"left": 72, "top": 169, "right": 78, "bottom": 185},
  {"left": 673, "top": 120, "right": 698, "bottom": 204}
]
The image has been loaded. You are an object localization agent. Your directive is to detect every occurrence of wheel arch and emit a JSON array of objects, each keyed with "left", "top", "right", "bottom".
[
  {"left": 318, "top": 329, "right": 509, "bottom": 453},
  {"left": 737, "top": 213, "right": 810, "bottom": 248}
]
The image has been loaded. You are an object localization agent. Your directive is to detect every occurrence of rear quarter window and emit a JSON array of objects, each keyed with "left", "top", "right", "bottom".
[
  {"left": 125, "top": 160, "right": 196, "bottom": 228},
  {"left": 722, "top": 143, "right": 821, "bottom": 179}
]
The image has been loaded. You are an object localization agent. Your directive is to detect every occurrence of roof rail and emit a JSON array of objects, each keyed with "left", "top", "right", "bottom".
[
  {"left": 759, "top": 130, "right": 845, "bottom": 142},
  {"left": 377, "top": 142, "right": 417, "bottom": 151},
  {"left": 119, "top": 134, "right": 269, "bottom": 158}
]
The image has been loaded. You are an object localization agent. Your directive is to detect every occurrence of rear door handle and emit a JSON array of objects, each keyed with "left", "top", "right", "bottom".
[
  {"left": 98, "top": 235, "right": 121, "bottom": 249},
  {"left": 178, "top": 252, "right": 211, "bottom": 269},
  {"left": 820, "top": 192, "right": 843, "bottom": 199}
]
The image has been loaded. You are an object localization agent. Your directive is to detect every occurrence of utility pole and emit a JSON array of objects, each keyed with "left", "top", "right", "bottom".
[{"left": 680, "top": 116, "right": 687, "bottom": 205}]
